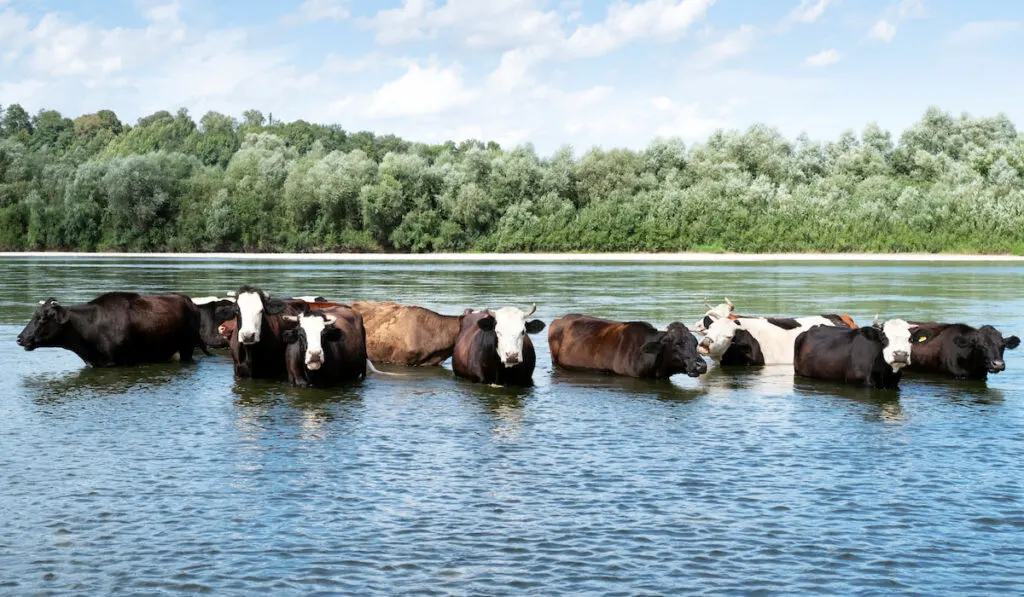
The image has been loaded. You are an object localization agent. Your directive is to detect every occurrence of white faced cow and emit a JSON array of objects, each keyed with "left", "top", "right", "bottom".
[{"left": 452, "top": 305, "right": 546, "bottom": 386}]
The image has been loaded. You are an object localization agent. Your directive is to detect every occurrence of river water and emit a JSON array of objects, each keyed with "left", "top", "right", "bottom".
[{"left": 1, "top": 257, "right": 1021, "bottom": 595}]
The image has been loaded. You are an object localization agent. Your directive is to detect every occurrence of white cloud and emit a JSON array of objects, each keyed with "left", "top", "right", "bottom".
[
  {"left": 366, "top": 63, "right": 477, "bottom": 119},
  {"left": 689, "top": 25, "right": 756, "bottom": 70},
  {"left": 787, "top": 0, "right": 831, "bottom": 24},
  {"left": 288, "top": 0, "right": 350, "bottom": 24},
  {"left": 649, "top": 96, "right": 729, "bottom": 139},
  {"left": 365, "top": 0, "right": 562, "bottom": 49},
  {"left": 803, "top": 49, "right": 841, "bottom": 67},
  {"left": 869, "top": 19, "right": 896, "bottom": 42},
  {"left": 946, "top": 21, "right": 1022, "bottom": 46},
  {"left": 565, "top": 0, "right": 717, "bottom": 58},
  {"left": 144, "top": 2, "right": 181, "bottom": 23}
]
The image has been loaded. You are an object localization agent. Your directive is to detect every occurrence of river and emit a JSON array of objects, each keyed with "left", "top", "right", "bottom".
[{"left": 1, "top": 257, "right": 1021, "bottom": 595}]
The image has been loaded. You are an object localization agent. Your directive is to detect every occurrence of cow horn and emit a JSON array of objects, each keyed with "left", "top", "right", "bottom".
[
  {"left": 282, "top": 315, "right": 299, "bottom": 322},
  {"left": 38, "top": 300, "right": 46, "bottom": 306},
  {"left": 703, "top": 297, "right": 712, "bottom": 310},
  {"left": 872, "top": 314, "right": 880, "bottom": 328},
  {"left": 524, "top": 303, "right": 537, "bottom": 318},
  {"left": 725, "top": 297, "right": 734, "bottom": 311},
  {"left": 324, "top": 315, "right": 337, "bottom": 325},
  {"left": 226, "top": 291, "right": 237, "bottom": 297}
]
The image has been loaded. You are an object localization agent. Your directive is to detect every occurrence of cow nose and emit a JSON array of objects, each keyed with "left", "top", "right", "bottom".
[
  {"left": 689, "top": 360, "right": 708, "bottom": 377},
  {"left": 240, "top": 332, "right": 255, "bottom": 344},
  {"left": 990, "top": 359, "right": 1006, "bottom": 372},
  {"left": 504, "top": 353, "right": 520, "bottom": 365},
  {"left": 15, "top": 335, "right": 24, "bottom": 346},
  {"left": 893, "top": 351, "right": 909, "bottom": 364}
]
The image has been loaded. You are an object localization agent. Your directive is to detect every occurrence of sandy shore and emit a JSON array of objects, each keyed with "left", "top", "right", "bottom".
[{"left": 1, "top": 252, "right": 1022, "bottom": 262}]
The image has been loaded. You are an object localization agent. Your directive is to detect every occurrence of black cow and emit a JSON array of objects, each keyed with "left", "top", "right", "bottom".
[
  {"left": 793, "top": 320, "right": 914, "bottom": 389},
  {"left": 17, "top": 293, "right": 208, "bottom": 367},
  {"left": 452, "top": 306, "right": 545, "bottom": 386},
  {"left": 282, "top": 307, "right": 367, "bottom": 387},
  {"left": 190, "top": 296, "right": 234, "bottom": 349},
  {"left": 906, "top": 323, "right": 1019, "bottom": 380},
  {"left": 548, "top": 315, "right": 706, "bottom": 379},
  {"left": 214, "top": 286, "right": 306, "bottom": 379}
]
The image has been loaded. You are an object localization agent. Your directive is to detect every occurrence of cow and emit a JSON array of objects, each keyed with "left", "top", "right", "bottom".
[
  {"left": 548, "top": 314, "right": 707, "bottom": 379},
  {"left": 16, "top": 293, "right": 208, "bottom": 367},
  {"left": 281, "top": 307, "right": 367, "bottom": 387},
  {"left": 214, "top": 286, "right": 306, "bottom": 379},
  {"left": 190, "top": 296, "right": 235, "bottom": 349},
  {"left": 216, "top": 297, "right": 341, "bottom": 342},
  {"left": 794, "top": 319, "right": 915, "bottom": 389},
  {"left": 452, "top": 305, "right": 545, "bottom": 386},
  {"left": 693, "top": 298, "right": 857, "bottom": 333},
  {"left": 697, "top": 315, "right": 845, "bottom": 366},
  {"left": 348, "top": 300, "right": 466, "bottom": 366},
  {"left": 904, "top": 323, "right": 1019, "bottom": 381}
]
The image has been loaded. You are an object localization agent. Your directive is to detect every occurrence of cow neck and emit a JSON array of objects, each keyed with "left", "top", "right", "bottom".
[
  {"left": 439, "top": 314, "right": 462, "bottom": 342},
  {"left": 56, "top": 305, "right": 108, "bottom": 366}
]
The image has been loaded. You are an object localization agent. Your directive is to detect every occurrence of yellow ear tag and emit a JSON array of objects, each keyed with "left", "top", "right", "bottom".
[{"left": 917, "top": 336, "right": 928, "bottom": 343}]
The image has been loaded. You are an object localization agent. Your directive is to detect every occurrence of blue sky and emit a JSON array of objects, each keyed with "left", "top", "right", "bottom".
[{"left": 1, "top": 0, "right": 1022, "bottom": 154}]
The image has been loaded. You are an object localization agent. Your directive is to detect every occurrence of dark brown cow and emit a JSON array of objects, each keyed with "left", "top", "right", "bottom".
[
  {"left": 282, "top": 307, "right": 367, "bottom": 387},
  {"left": 906, "top": 322, "right": 1019, "bottom": 380},
  {"left": 214, "top": 287, "right": 306, "bottom": 380},
  {"left": 348, "top": 300, "right": 465, "bottom": 366},
  {"left": 549, "top": 314, "right": 707, "bottom": 379},
  {"left": 17, "top": 293, "right": 208, "bottom": 367},
  {"left": 794, "top": 320, "right": 915, "bottom": 389},
  {"left": 452, "top": 306, "right": 544, "bottom": 386}
]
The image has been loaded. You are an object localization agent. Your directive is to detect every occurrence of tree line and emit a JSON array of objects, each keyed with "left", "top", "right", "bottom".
[{"left": 1, "top": 102, "right": 1022, "bottom": 254}]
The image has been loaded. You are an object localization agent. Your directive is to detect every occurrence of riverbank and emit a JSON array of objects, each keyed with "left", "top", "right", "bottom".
[{"left": 1, "top": 252, "right": 1023, "bottom": 262}]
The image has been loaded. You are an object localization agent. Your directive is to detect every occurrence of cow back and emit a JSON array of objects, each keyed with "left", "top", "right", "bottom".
[{"left": 350, "top": 300, "right": 462, "bottom": 366}]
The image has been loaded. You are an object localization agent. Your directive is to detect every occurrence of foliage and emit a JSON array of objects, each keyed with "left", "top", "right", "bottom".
[{"left": 0, "top": 103, "right": 1022, "bottom": 253}]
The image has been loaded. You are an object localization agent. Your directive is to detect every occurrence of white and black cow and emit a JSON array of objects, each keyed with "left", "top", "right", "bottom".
[
  {"left": 214, "top": 287, "right": 306, "bottom": 379},
  {"left": 282, "top": 307, "right": 367, "bottom": 387},
  {"left": 697, "top": 316, "right": 843, "bottom": 366},
  {"left": 794, "top": 319, "right": 915, "bottom": 389}
]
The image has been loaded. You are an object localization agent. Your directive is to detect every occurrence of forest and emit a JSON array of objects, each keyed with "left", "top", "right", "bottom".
[{"left": 0, "top": 103, "right": 1022, "bottom": 254}]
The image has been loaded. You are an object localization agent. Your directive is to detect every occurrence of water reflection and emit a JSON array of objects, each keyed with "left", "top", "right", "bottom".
[
  {"left": 22, "top": 362, "right": 194, "bottom": 404},
  {"left": 793, "top": 377, "right": 906, "bottom": 423},
  {"left": 549, "top": 368, "right": 706, "bottom": 403}
]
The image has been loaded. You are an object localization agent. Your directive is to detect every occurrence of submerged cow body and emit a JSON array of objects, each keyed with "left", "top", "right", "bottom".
[
  {"left": 548, "top": 314, "right": 707, "bottom": 379},
  {"left": 348, "top": 300, "right": 465, "bottom": 366},
  {"left": 905, "top": 323, "right": 1019, "bottom": 380},
  {"left": 698, "top": 316, "right": 842, "bottom": 366},
  {"left": 216, "top": 287, "right": 305, "bottom": 379},
  {"left": 453, "top": 306, "right": 545, "bottom": 386},
  {"left": 17, "top": 293, "right": 207, "bottom": 367},
  {"left": 794, "top": 320, "right": 914, "bottom": 389},
  {"left": 282, "top": 307, "right": 367, "bottom": 387}
]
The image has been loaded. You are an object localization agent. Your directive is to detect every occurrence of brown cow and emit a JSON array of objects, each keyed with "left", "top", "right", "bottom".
[
  {"left": 452, "top": 306, "right": 545, "bottom": 386},
  {"left": 549, "top": 314, "right": 707, "bottom": 379},
  {"left": 282, "top": 307, "right": 367, "bottom": 387},
  {"left": 348, "top": 300, "right": 465, "bottom": 366},
  {"left": 214, "top": 287, "right": 307, "bottom": 380},
  {"left": 217, "top": 298, "right": 340, "bottom": 341}
]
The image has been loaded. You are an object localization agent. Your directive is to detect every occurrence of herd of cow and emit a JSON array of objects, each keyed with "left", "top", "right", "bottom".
[{"left": 15, "top": 289, "right": 1020, "bottom": 390}]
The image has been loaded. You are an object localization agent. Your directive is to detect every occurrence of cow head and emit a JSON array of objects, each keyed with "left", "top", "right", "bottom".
[
  {"left": 698, "top": 317, "right": 739, "bottom": 360},
  {"left": 644, "top": 322, "right": 707, "bottom": 377},
  {"left": 693, "top": 297, "right": 734, "bottom": 333},
  {"left": 880, "top": 319, "right": 913, "bottom": 372},
  {"left": 954, "top": 325, "right": 1020, "bottom": 374},
  {"left": 282, "top": 312, "right": 341, "bottom": 371},
  {"left": 17, "top": 298, "right": 69, "bottom": 351},
  {"left": 477, "top": 304, "right": 545, "bottom": 367},
  {"left": 216, "top": 287, "right": 289, "bottom": 345}
]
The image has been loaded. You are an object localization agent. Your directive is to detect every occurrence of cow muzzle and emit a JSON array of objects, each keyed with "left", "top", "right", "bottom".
[
  {"left": 892, "top": 351, "right": 910, "bottom": 365},
  {"left": 988, "top": 359, "right": 1006, "bottom": 373},
  {"left": 687, "top": 360, "right": 709, "bottom": 377},
  {"left": 16, "top": 335, "right": 32, "bottom": 350},
  {"left": 697, "top": 337, "right": 712, "bottom": 356},
  {"left": 306, "top": 351, "right": 324, "bottom": 371},
  {"left": 240, "top": 332, "right": 258, "bottom": 345},
  {"left": 502, "top": 353, "right": 521, "bottom": 367}
]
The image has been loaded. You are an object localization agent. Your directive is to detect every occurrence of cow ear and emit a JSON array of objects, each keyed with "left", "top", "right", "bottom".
[
  {"left": 859, "top": 327, "right": 882, "bottom": 342},
  {"left": 912, "top": 328, "right": 934, "bottom": 344},
  {"left": 265, "top": 299, "right": 288, "bottom": 315},
  {"left": 525, "top": 319, "right": 545, "bottom": 334},
  {"left": 642, "top": 340, "right": 663, "bottom": 355},
  {"left": 1005, "top": 335, "right": 1021, "bottom": 350},
  {"left": 282, "top": 329, "right": 299, "bottom": 344},
  {"left": 324, "top": 327, "right": 344, "bottom": 342},
  {"left": 477, "top": 316, "right": 496, "bottom": 331},
  {"left": 953, "top": 334, "right": 975, "bottom": 348},
  {"left": 214, "top": 305, "right": 237, "bottom": 323},
  {"left": 54, "top": 305, "right": 70, "bottom": 324}
]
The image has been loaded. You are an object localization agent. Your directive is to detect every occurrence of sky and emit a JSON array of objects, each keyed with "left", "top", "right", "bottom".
[{"left": 1, "top": 0, "right": 1023, "bottom": 154}]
